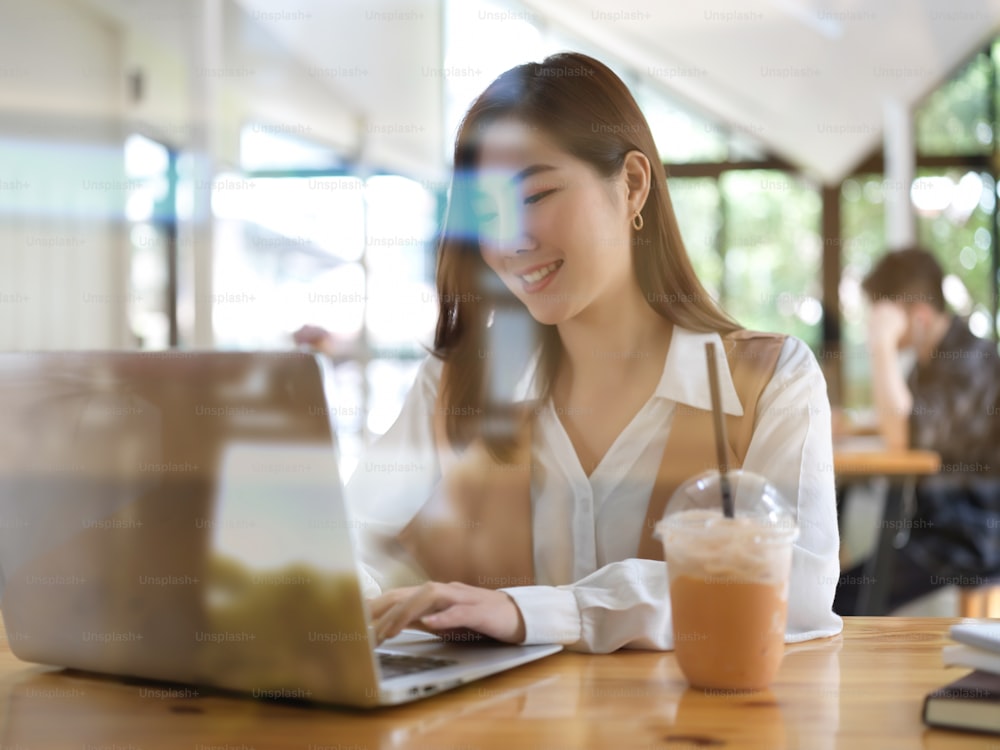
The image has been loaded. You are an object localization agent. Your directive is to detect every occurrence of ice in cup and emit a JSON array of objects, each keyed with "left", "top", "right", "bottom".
[{"left": 655, "top": 470, "right": 798, "bottom": 691}]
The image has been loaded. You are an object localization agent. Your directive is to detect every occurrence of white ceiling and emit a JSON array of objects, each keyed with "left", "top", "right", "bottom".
[
  {"left": 231, "top": 0, "right": 446, "bottom": 178},
  {"left": 86, "top": 0, "right": 1000, "bottom": 184},
  {"left": 519, "top": 0, "right": 1000, "bottom": 183}
]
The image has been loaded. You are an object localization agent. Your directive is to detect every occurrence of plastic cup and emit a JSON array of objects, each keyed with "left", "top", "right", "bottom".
[{"left": 654, "top": 470, "right": 798, "bottom": 691}]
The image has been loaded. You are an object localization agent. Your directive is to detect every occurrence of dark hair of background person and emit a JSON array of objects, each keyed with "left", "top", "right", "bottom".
[
  {"left": 433, "top": 51, "right": 741, "bottom": 454},
  {"left": 861, "top": 246, "right": 946, "bottom": 313}
]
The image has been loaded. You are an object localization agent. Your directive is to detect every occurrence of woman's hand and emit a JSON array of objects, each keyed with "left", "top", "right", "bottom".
[{"left": 370, "top": 581, "right": 527, "bottom": 644}]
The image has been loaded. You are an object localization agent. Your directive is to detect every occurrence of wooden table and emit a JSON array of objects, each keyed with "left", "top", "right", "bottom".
[
  {"left": 0, "top": 616, "right": 994, "bottom": 749},
  {"left": 834, "top": 437, "right": 942, "bottom": 615},
  {"left": 833, "top": 436, "right": 942, "bottom": 478}
]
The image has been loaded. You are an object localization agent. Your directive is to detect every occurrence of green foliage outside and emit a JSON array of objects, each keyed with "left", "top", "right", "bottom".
[{"left": 668, "top": 172, "right": 822, "bottom": 346}]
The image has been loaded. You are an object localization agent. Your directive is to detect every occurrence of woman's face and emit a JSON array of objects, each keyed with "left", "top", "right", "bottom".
[{"left": 472, "top": 119, "right": 636, "bottom": 327}]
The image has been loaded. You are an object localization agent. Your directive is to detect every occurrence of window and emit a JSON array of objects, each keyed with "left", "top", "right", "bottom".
[
  {"left": 124, "top": 134, "right": 176, "bottom": 349},
  {"left": 719, "top": 172, "right": 822, "bottom": 342},
  {"left": 838, "top": 43, "right": 1000, "bottom": 407},
  {"left": 213, "top": 129, "right": 441, "bottom": 478},
  {"left": 442, "top": 0, "right": 546, "bottom": 162},
  {"left": 916, "top": 50, "right": 992, "bottom": 156},
  {"left": 637, "top": 84, "right": 729, "bottom": 164},
  {"left": 839, "top": 175, "right": 888, "bottom": 408}
]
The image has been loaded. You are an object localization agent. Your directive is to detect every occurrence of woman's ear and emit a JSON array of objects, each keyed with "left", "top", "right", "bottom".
[{"left": 622, "top": 150, "right": 651, "bottom": 216}]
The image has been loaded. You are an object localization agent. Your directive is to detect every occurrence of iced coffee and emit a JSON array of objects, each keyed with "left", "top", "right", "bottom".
[{"left": 656, "top": 471, "right": 798, "bottom": 691}]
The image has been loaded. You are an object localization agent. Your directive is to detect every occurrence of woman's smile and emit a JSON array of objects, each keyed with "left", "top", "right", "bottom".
[{"left": 516, "top": 260, "right": 564, "bottom": 292}]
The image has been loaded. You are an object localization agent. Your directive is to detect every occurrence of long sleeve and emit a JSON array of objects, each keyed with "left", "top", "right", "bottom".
[
  {"left": 501, "top": 559, "right": 672, "bottom": 651},
  {"left": 502, "top": 336, "right": 843, "bottom": 653},
  {"left": 741, "top": 338, "right": 843, "bottom": 643},
  {"left": 343, "top": 356, "right": 444, "bottom": 599}
]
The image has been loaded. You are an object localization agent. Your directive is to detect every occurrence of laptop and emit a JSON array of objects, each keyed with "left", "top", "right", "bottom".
[{"left": 0, "top": 351, "right": 561, "bottom": 707}]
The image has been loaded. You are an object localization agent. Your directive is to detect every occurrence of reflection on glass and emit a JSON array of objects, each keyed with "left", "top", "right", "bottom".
[
  {"left": 365, "top": 359, "right": 422, "bottom": 438},
  {"left": 325, "top": 359, "right": 365, "bottom": 481},
  {"left": 212, "top": 175, "right": 365, "bottom": 263},
  {"left": 124, "top": 134, "right": 173, "bottom": 349},
  {"left": 129, "top": 224, "right": 169, "bottom": 349},
  {"left": 240, "top": 124, "right": 343, "bottom": 172},
  {"left": 365, "top": 175, "right": 437, "bottom": 354},
  {"left": 442, "top": 0, "right": 544, "bottom": 163},
  {"left": 207, "top": 169, "right": 438, "bottom": 478}
]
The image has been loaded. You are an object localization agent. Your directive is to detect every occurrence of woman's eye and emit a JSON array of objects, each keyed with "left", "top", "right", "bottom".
[{"left": 524, "top": 189, "right": 555, "bottom": 206}]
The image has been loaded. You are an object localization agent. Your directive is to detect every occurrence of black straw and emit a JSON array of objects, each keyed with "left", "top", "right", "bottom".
[{"left": 705, "top": 342, "right": 735, "bottom": 518}]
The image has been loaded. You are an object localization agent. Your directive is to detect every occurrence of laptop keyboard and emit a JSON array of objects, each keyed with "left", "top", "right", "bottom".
[{"left": 377, "top": 652, "right": 458, "bottom": 679}]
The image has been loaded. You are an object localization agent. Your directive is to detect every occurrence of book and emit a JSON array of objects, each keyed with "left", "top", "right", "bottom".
[
  {"left": 943, "top": 644, "right": 1000, "bottom": 676},
  {"left": 922, "top": 670, "right": 1000, "bottom": 734},
  {"left": 950, "top": 622, "right": 1000, "bottom": 655}
]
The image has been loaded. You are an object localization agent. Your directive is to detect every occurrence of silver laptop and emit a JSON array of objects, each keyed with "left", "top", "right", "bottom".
[{"left": 0, "top": 351, "right": 561, "bottom": 707}]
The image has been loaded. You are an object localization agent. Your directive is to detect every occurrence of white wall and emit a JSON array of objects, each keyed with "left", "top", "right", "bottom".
[
  {"left": 115, "top": 0, "right": 363, "bottom": 165},
  {"left": 0, "top": 0, "right": 129, "bottom": 349}
]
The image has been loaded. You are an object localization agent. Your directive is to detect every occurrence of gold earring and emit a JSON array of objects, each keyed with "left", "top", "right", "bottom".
[{"left": 632, "top": 212, "right": 644, "bottom": 231}]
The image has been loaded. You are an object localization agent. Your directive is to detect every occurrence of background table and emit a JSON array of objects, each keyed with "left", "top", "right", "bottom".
[
  {"left": 0, "top": 615, "right": 994, "bottom": 749},
  {"left": 834, "top": 436, "right": 942, "bottom": 615}
]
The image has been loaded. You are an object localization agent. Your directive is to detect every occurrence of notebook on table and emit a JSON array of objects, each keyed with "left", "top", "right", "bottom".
[
  {"left": 922, "top": 621, "right": 1000, "bottom": 734},
  {"left": 950, "top": 622, "right": 1000, "bottom": 654},
  {"left": 943, "top": 622, "right": 1000, "bottom": 675},
  {"left": 922, "top": 670, "right": 1000, "bottom": 735},
  {"left": 0, "top": 351, "right": 560, "bottom": 707}
]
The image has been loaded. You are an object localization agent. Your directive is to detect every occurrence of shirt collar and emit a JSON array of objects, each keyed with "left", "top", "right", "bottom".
[
  {"left": 655, "top": 326, "right": 744, "bottom": 417},
  {"left": 514, "top": 325, "right": 744, "bottom": 417}
]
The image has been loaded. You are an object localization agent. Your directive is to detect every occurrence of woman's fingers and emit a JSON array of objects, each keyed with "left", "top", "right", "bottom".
[
  {"left": 425, "top": 593, "right": 525, "bottom": 643},
  {"left": 367, "top": 586, "right": 415, "bottom": 621},
  {"left": 370, "top": 583, "right": 526, "bottom": 644},
  {"left": 420, "top": 603, "right": 479, "bottom": 631},
  {"left": 373, "top": 582, "right": 460, "bottom": 643}
]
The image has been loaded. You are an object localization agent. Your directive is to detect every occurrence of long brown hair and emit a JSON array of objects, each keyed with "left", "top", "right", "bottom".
[{"left": 433, "top": 52, "right": 740, "bottom": 452}]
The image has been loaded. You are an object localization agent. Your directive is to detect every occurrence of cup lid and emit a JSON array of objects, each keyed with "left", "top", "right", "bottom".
[{"left": 653, "top": 469, "right": 797, "bottom": 539}]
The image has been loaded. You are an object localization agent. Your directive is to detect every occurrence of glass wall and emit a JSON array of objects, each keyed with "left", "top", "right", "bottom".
[
  {"left": 124, "top": 134, "right": 175, "bottom": 350},
  {"left": 669, "top": 172, "right": 823, "bottom": 343},
  {"left": 207, "top": 126, "right": 439, "bottom": 478},
  {"left": 189, "top": 4, "right": 1000, "bottom": 464}
]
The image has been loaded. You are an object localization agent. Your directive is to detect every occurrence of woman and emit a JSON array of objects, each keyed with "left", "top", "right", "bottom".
[{"left": 340, "top": 52, "right": 842, "bottom": 653}]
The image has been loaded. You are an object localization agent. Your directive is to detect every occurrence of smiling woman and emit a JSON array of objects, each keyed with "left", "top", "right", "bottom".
[
  {"left": 345, "top": 52, "right": 844, "bottom": 654},
  {"left": 435, "top": 54, "right": 740, "bottom": 452}
]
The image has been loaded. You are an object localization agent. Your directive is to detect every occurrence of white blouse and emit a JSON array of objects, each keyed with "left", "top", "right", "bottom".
[{"left": 345, "top": 326, "right": 844, "bottom": 653}]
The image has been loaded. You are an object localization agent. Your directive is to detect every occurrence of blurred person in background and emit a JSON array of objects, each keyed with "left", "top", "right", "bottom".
[{"left": 834, "top": 247, "right": 1000, "bottom": 614}]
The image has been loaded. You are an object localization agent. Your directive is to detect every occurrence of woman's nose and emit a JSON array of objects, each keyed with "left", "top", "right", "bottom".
[{"left": 493, "top": 207, "right": 534, "bottom": 256}]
